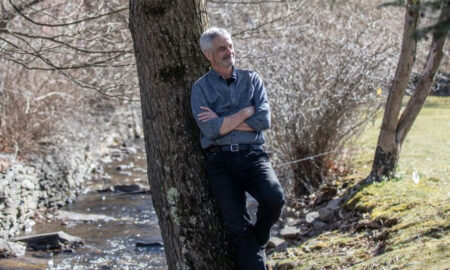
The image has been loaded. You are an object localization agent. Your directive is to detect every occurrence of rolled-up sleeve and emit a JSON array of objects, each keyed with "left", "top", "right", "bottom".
[
  {"left": 245, "top": 73, "right": 271, "bottom": 132},
  {"left": 191, "top": 84, "right": 224, "bottom": 140}
]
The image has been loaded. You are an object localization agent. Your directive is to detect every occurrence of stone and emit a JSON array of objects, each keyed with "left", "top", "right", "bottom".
[
  {"left": 267, "top": 237, "right": 286, "bottom": 248},
  {"left": 13, "top": 231, "right": 84, "bottom": 251},
  {"left": 118, "top": 171, "right": 132, "bottom": 176},
  {"left": 135, "top": 241, "right": 163, "bottom": 248},
  {"left": 8, "top": 241, "right": 26, "bottom": 257},
  {"left": 313, "top": 221, "right": 327, "bottom": 230},
  {"left": 116, "top": 162, "right": 134, "bottom": 171},
  {"left": 326, "top": 198, "right": 343, "bottom": 210},
  {"left": 125, "top": 147, "right": 137, "bottom": 154},
  {"left": 21, "top": 179, "right": 35, "bottom": 190},
  {"left": 280, "top": 226, "right": 301, "bottom": 239},
  {"left": 285, "top": 217, "right": 298, "bottom": 226},
  {"left": 56, "top": 210, "right": 115, "bottom": 222},
  {"left": 113, "top": 184, "right": 142, "bottom": 193},
  {"left": 318, "top": 207, "right": 334, "bottom": 222},
  {"left": 110, "top": 150, "right": 123, "bottom": 159},
  {"left": 25, "top": 167, "right": 36, "bottom": 174},
  {"left": 305, "top": 211, "right": 320, "bottom": 223},
  {"left": 0, "top": 239, "right": 26, "bottom": 257}
]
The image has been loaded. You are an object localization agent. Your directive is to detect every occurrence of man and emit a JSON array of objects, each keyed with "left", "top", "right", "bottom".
[{"left": 191, "top": 27, "right": 285, "bottom": 270}]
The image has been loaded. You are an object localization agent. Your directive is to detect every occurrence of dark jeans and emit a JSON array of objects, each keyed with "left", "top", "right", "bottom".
[{"left": 204, "top": 149, "right": 285, "bottom": 270}]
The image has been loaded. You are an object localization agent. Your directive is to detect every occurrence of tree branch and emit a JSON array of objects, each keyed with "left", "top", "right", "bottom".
[
  {"left": 0, "top": 0, "right": 44, "bottom": 29},
  {"left": 396, "top": 1, "right": 450, "bottom": 144},
  {"left": 3, "top": 29, "right": 133, "bottom": 54},
  {"left": 232, "top": 2, "right": 305, "bottom": 37},
  {"left": 378, "top": 0, "right": 420, "bottom": 141},
  {"left": 8, "top": 0, "right": 127, "bottom": 27}
]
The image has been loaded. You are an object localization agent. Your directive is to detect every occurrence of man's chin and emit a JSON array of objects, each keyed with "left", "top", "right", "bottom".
[{"left": 222, "top": 60, "right": 235, "bottom": 68}]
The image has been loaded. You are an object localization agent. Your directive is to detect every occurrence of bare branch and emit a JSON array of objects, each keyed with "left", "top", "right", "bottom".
[
  {"left": 232, "top": 3, "right": 305, "bottom": 37},
  {"left": 8, "top": 0, "right": 128, "bottom": 27},
  {"left": 58, "top": 70, "right": 139, "bottom": 102},
  {"left": 3, "top": 29, "right": 133, "bottom": 54},
  {"left": 0, "top": 0, "right": 44, "bottom": 29}
]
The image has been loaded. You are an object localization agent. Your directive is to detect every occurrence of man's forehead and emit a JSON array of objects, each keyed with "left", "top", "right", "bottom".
[{"left": 212, "top": 36, "right": 233, "bottom": 46}]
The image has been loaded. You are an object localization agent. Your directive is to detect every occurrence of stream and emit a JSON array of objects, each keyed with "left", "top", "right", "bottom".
[{"left": 2, "top": 139, "right": 168, "bottom": 270}]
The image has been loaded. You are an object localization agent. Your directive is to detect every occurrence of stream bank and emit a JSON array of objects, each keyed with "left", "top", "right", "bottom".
[{"left": 1, "top": 139, "right": 168, "bottom": 269}]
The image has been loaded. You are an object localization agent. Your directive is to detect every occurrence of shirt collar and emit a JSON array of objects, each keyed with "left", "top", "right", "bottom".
[{"left": 210, "top": 66, "right": 238, "bottom": 82}]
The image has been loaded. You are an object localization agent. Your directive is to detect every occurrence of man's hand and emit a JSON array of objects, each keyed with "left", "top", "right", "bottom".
[{"left": 198, "top": 106, "right": 218, "bottom": 122}]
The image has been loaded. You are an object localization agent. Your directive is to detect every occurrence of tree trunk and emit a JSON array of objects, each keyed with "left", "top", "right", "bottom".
[
  {"left": 370, "top": 1, "right": 449, "bottom": 181},
  {"left": 128, "top": 1, "right": 236, "bottom": 269},
  {"left": 397, "top": 2, "right": 450, "bottom": 144}
]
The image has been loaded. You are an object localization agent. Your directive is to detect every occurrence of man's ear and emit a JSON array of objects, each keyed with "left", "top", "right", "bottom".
[{"left": 203, "top": 51, "right": 212, "bottom": 62}]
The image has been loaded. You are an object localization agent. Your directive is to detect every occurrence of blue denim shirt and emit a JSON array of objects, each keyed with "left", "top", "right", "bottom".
[{"left": 191, "top": 67, "right": 271, "bottom": 149}]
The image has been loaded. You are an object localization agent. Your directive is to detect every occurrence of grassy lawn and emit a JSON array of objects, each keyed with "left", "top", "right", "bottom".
[
  {"left": 270, "top": 96, "right": 450, "bottom": 269},
  {"left": 357, "top": 96, "right": 450, "bottom": 181}
]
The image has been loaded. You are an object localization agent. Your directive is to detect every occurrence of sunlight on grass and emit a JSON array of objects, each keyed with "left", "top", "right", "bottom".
[
  {"left": 356, "top": 96, "right": 450, "bottom": 181},
  {"left": 270, "top": 96, "right": 450, "bottom": 270}
]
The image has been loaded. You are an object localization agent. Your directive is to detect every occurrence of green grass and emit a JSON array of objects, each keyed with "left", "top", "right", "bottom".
[
  {"left": 357, "top": 96, "right": 450, "bottom": 181},
  {"left": 270, "top": 97, "right": 450, "bottom": 270}
]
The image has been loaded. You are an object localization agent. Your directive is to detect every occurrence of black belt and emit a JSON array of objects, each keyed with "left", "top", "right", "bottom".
[{"left": 206, "top": 144, "right": 263, "bottom": 152}]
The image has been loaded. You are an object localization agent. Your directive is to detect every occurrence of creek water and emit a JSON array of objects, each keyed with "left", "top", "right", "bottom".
[{"left": 4, "top": 139, "right": 168, "bottom": 270}]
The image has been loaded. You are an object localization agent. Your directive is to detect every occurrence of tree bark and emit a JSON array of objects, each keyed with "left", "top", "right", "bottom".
[
  {"left": 397, "top": 2, "right": 450, "bottom": 144},
  {"left": 128, "top": 1, "right": 236, "bottom": 269},
  {"left": 370, "top": 1, "right": 449, "bottom": 181},
  {"left": 369, "top": 0, "right": 420, "bottom": 181}
]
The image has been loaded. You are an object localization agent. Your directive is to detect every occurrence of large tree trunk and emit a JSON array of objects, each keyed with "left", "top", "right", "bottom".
[
  {"left": 370, "top": 1, "right": 449, "bottom": 181},
  {"left": 128, "top": 1, "right": 236, "bottom": 269}
]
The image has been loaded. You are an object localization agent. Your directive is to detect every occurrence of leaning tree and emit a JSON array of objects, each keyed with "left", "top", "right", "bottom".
[
  {"left": 128, "top": 0, "right": 236, "bottom": 269},
  {"left": 370, "top": 0, "right": 449, "bottom": 181}
]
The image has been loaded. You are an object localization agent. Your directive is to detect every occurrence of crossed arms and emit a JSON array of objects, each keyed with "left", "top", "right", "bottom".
[
  {"left": 197, "top": 106, "right": 255, "bottom": 136},
  {"left": 191, "top": 73, "right": 271, "bottom": 140}
]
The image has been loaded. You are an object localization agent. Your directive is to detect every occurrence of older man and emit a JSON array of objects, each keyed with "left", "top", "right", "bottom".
[{"left": 191, "top": 27, "right": 285, "bottom": 270}]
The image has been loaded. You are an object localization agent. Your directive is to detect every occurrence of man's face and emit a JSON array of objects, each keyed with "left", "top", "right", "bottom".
[{"left": 206, "top": 36, "right": 235, "bottom": 68}]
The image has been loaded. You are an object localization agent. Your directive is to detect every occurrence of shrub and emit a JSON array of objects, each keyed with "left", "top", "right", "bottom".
[{"left": 208, "top": 0, "right": 400, "bottom": 196}]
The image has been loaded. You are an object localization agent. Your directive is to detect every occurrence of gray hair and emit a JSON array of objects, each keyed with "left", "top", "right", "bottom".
[{"left": 199, "top": 27, "right": 232, "bottom": 53}]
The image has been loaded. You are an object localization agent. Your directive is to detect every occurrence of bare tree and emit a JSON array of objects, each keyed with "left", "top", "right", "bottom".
[
  {"left": 369, "top": 0, "right": 450, "bottom": 181},
  {"left": 0, "top": 0, "right": 135, "bottom": 99},
  {"left": 0, "top": 0, "right": 141, "bottom": 157},
  {"left": 128, "top": 0, "right": 236, "bottom": 268}
]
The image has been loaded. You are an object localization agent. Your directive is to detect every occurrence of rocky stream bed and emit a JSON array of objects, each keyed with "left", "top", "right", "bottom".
[{"left": 0, "top": 139, "right": 167, "bottom": 270}]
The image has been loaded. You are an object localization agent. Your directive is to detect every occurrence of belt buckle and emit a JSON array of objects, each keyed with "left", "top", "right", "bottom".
[{"left": 230, "top": 144, "right": 239, "bottom": 152}]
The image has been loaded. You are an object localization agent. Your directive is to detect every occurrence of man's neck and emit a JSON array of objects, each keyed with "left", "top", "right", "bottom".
[{"left": 212, "top": 66, "right": 233, "bottom": 79}]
